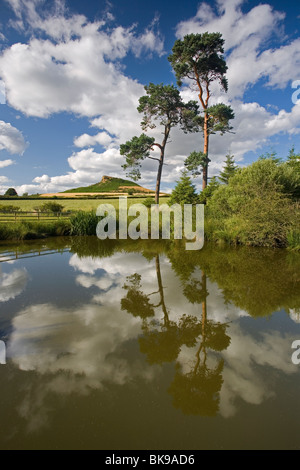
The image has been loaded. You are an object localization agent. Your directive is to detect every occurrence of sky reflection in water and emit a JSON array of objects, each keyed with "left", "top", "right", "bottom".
[{"left": 0, "top": 238, "right": 299, "bottom": 449}]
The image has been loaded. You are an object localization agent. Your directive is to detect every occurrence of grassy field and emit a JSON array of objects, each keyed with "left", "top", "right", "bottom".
[{"left": 0, "top": 197, "right": 169, "bottom": 212}]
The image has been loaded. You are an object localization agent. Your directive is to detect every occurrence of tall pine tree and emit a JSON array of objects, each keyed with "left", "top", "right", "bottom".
[
  {"left": 169, "top": 32, "right": 234, "bottom": 190},
  {"left": 120, "top": 83, "right": 199, "bottom": 204}
]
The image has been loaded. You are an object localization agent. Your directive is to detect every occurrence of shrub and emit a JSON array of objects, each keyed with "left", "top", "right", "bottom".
[
  {"left": 0, "top": 204, "right": 20, "bottom": 213},
  {"left": 39, "top": 202, "right": 64, "bottom": 213},
  {"left": 142, "top": 197, "right": 156, "bottom": 208},
  {"left": 227, "top": 158, "right": 299, "bottom": 200},
  {"left": 206, "top": 158, "right": 298, "bottom": 247}
]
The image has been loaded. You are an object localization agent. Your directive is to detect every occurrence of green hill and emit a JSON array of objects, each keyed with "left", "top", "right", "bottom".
[{"left": 64, "top": 176, "right": 144, "bottom": 193}]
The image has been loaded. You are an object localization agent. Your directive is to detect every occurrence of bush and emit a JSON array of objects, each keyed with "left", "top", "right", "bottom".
[
  {"left": 142, "top": 197, "right": 156, "bottom": 208},
  {"left": 206, "top": 158, "right": 299, "bottom": 247},
  {"left": 228, "top": 158, "right": 299, "bottom": 200},
  {"left": 70, "top": 211, "right": 99, "bottom": 236},
  {"left": 127, "top": 188, "right": 134, "bottom": 195},
  {"left": 0, "top": 204, "right": 20, "bottom": 213},
  {"left": 39, "top": 202, "right": 65, "bottom": 213}
]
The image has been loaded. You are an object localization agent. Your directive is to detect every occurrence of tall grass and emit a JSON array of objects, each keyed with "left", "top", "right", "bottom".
[
  {"left": 287, "top": 230, "right": 300, "bottom": 251},
  {"left": 70, "top": 211, "right": 99, "bottom": 236},
  {"left": 0, "top": 220, "right": 71, "bottom": 241}
]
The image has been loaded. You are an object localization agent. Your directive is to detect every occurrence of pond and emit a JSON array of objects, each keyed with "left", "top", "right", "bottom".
[{"left": 0, "top": 237, "right": 299, "bottom": 450}]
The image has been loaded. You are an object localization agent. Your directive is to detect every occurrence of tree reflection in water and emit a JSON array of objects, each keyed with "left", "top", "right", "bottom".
[
  {"left": 170, "top": 272, "right": 230, "bottom": 416},
  {"left": 121, "top": 254, "right": 230, "bottom": 416}
]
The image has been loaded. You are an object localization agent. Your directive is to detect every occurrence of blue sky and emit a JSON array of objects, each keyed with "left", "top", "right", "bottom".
[{"left": 0, "top": 0, "right": 299, "bottom": 195}]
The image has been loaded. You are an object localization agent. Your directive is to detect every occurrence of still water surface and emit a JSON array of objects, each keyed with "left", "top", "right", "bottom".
[{"left": 0, "top": 237, "right": 299, "bottom": 450}]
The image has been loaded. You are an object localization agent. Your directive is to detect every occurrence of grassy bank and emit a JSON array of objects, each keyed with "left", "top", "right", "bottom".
[
  {"left": 0, "top": 220, "right": 71, "bottom": 241},
  {"left": 204, "top": 216, "right": 300, "bottom": 251},
  {"left": 287, "top": 230, "right": 300, "bottom": 251},
  {"left": 0, "top": 208, "right": 299, "bottom": 251},
  {"left": 0, "top": 180, "right": 299, "bottom": 251}
]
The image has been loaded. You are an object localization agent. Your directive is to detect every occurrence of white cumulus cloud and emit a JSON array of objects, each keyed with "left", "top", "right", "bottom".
[
  {"left": 0, "top": 266, "right": 28, "bottom": 302},
  {"left": 0, "top": 2, "right": 163, "bottom": 120},
  {"left": 0, "top": 120, "right": 27, "bottom": 155},
  {"left": 74, "top": 132, "right": 114, "bottom": 148},
  {"left": 0, "top": 159, "right": 15, "bottom": 168}
]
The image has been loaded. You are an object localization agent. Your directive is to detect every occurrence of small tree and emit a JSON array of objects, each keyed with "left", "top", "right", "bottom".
[
  {"left": 286, "top": 146, "right": 300, "bottom": 169},
  {"left": 4, "top": 188, "right": 18, "bottom": 197},
  {"left": 142, "top": 196, "right": 155, "bottom": 208},
  {"left": 168, "top": 171, "right": 199, "bottom": 205},
  {"left": 199, "top": 177, "right": 220, "bottom": 204},
  {"left": 120, "top": 83, "right": 199, "bottom": 204},
  {"left": 169, "top": 32, "right": 234, "bottom": 189},
  {"left": 219, "top": 154, "right": 238, "bottom": 184}
]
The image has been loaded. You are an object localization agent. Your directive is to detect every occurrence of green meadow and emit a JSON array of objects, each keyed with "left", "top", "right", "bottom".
[{"left": 0, "top": 197, "right": 169, "bottom": 213}]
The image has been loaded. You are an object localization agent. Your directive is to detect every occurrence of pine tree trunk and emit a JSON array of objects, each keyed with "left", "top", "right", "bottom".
[
  {"left": 155, "top": 125, "right": 169, "bottom": 204},
  {"left": 203, "top": 113, "right": 209, "bottom": 190},
  {"left": 156, "top": 254, "right": 169, "bottom": 326},
  {"left": 155, "top": 155, "right": 164, "bottom": 204},
  {"left": 201, "top": 272, "right": 207, "bottom": 368}
]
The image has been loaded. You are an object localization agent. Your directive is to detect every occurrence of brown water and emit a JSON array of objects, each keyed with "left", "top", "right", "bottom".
[{"left": 0, "top": 237, "right": 299, "bottom": 450}]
